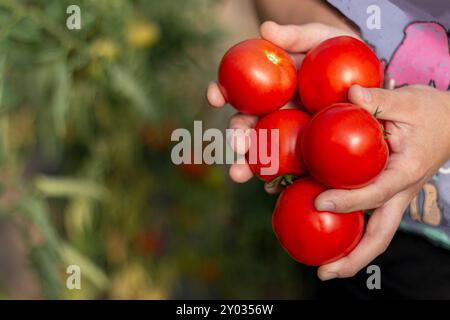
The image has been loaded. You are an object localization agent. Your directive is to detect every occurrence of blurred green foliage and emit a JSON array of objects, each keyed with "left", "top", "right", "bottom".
[{"left": 0, "top": 0, "right": 313, "bottom": 299}]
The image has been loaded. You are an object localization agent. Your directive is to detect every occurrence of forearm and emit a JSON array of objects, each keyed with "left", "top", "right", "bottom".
[{"left": 252, "top": 0, "right": 359, "bottom": 34}]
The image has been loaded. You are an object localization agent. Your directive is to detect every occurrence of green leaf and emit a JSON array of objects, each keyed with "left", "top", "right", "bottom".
[
  {"left": 33, "top": 175, "right": 109, "bottom": 201},
  {"left": 0, "top": 53, "right": 6, "bottom": 109},
  {"left": 0, "top": 117, "right": 9, "bottom": 166},
  {"left": 108, "top": 64, "right": 155, "bottom": 120},
  {"left": 28, "top": 244, "right": 62, "bottom": 299},
  {"left": 51, "top": 59, "right": 71, "bottom": 137},
  {"left": 19, "top": 197, "right": 60, "bottom": 250},
  {"left": 0, "top": 54, "right": 8, "bottom": 165},
  {"left": 8, "top": 15, "right": 42, "bottom": 43},
  {"left": 19, "top": 197, "right": 63, "bottom": 298}
]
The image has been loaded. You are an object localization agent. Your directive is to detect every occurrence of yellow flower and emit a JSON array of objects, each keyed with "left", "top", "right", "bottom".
[
  {"left": 91, "top": 39, "right": 119, "bottom": 60},
  {"left": 127, "top": 21, "right": 160, "bottom": 49},
  {"left": 110, "top": 262, "right": 168, "bottom": 299}
]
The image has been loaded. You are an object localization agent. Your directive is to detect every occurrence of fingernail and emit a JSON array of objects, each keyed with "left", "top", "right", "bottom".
[
  {"left": 316, "top": 200, "right": 336, "bottom": 212},
  {"left": 321, "top": 272, "right": 338, "bottom": 281}
]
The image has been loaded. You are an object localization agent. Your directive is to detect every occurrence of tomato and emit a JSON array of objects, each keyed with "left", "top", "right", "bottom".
[
  {"left": 272, "top": 177, "right": 364, "bottom": 266},
  {"left": 302, "top": 103, "right": 389, "bottom": 189},
  {"left": 218, "top": 39, "right": 297, "bottom": 116},
  {"left": 135, "top": 230, "right": 166, "bottom": 257},
  {"left": 247, "top": 109, "right": 310, "bottom": 182},
  {"left": 177, "top": 145, "right": 209, "bottom": 181},
  {"left": 179, "top": 163, "right": 209, "bottom": 181},
  {"left": 298, "top": 36, "right": 384, "bottom": 114},
  {"left": 136, "top": 231, "right": 158, "bottom": 254}
]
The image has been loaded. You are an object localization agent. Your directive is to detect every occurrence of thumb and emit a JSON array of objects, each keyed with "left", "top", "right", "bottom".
[
  {"left": 260, "top": 21, "right": 358, "bottom": 53},
  {"left": 348, "top": 85, "right": 406, "bottom": 121}
]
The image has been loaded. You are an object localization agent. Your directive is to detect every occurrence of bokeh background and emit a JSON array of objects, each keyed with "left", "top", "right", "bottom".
[{"left": 0, "top": 0, "right": 316, "bottom": 299}]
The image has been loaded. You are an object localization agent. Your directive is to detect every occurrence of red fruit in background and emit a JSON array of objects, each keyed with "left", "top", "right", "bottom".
[
  {"left": 136, "top": 231, "right": 158, "bottom": 254},
  {"left": 177, "top": 144, "right": 209, "bottom": 181},
  {"left": 141, "top": 121, "right": 178, "bottom": 151},
  {"left": 218, "top": 39, "right": 297, "bottom": 116},
  {"left": 272, "top": 177, "right": 364, "bottom": 266},
  {"left": 179, "top": 163, "right": 209, "bottom": 181},
  {"left": 302, "top": 103, "right": 389, "bottom": 189},
  {"left": 135, "top": 230, "right": 165, "bottom": 256},
  {"left": 248, "top": 109, "right": 310, "bottom": 182},
  {"left": 298, "top": 36, "right": 384, "bottom": 114}
]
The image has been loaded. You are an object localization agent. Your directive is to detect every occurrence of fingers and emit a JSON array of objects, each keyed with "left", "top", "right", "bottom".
[
  {"left": 260, "top": 21, "right": 359, "bottom": 53},
  {"left": 227, "top": 114, "right": 258, "bottom": 183},
  {"left": 348, "top": 85, "right": 411, "bottom": 122},
  {"left": 264, "top": 181, "right": 283, "bottom": 194},
  {"left": 206, "top": 81, "right": 226, "bottom": 108},
  {"left": 318, "top": 192, "right": 410, "bottom": 280},
  {"left": 227, "top": 113, "right": 259, "bottom": 155},
  {"left": 289, "top": 53, "right": 305, "bottom": 69},
  {"left": 229, "top": 113, "right": 259, "bottom": 131},
  {"left": 229, "top": 163, "right": 253, "bottom": 183},
  {"left": 315, "top": 155, "right": 413, "bottom": 212}
]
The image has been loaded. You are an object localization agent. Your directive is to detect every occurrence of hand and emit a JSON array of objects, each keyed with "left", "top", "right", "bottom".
[
  {"left": 316, "top": 84, "right": 450, "bottom": 280},
  {"left": 206, "top": 21, "right": 359, "bottom": 191}
]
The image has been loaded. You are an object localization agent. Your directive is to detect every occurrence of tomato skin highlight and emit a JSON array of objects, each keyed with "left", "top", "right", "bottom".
[
  {"left": 272, "top": 177, "right": 364, "bottom": 266},
  {"left": 302, "top": 103, "right": 389, "bottom": 189},
  {"left": 298, "top": 36, "right": 384, "bottom": 114},
  {"left": 218, "top": 39, "right": 297, "bottom": 116},
  {"left": 248, "top": 109, "right": 310, "bottom": 182}
]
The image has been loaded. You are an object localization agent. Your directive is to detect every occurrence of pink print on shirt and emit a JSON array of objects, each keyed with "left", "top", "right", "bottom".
[{"left": 386, "top": 22, "right": 450, "bottom": 90}]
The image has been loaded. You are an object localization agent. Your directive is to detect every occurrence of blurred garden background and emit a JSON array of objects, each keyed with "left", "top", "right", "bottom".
[{"left": 0, "top": 0, "right": 316, "bottom": 299}]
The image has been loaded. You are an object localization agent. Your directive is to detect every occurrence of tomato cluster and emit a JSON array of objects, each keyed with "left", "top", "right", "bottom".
[{"left": 217, "top": 36, "right": 388, "bottom": 266}]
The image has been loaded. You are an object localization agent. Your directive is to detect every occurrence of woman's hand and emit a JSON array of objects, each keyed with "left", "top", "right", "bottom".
[
  {"left": 206, "top": 21, "right": 359, "bottom": 191},
  {"left": 316, "top": 84, "right": 450, "bottom": 280}
]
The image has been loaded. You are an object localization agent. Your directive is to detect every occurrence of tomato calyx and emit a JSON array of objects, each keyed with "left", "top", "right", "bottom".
[
  {"left": 373, "top": 107, "right": 391, "bottom": 139},
  {"left": 268, "top": 174, "right": 298, "bottom": 188},
  {"left": 373, "top": 106, "right": 382, "bottom": 118},
  {"left": 380, "top": 122, "right": 391, "bottom": 139}
]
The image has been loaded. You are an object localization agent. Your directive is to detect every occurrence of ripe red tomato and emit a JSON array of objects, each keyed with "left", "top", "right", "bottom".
[
  {"left": 298, "top": 36, "right": 384, "bottom": 114},
  {"left": 302, "top": 103, "right": 389, "bottom": 189},
  {"left": 273, "top": 177, "right": 364, "bottom": 266},
  {"left": 218, "top": 39, "right": 297, "bottom": 116},
  {"left": 247, "top": 109, "right": 310, "bottom": 182}
]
